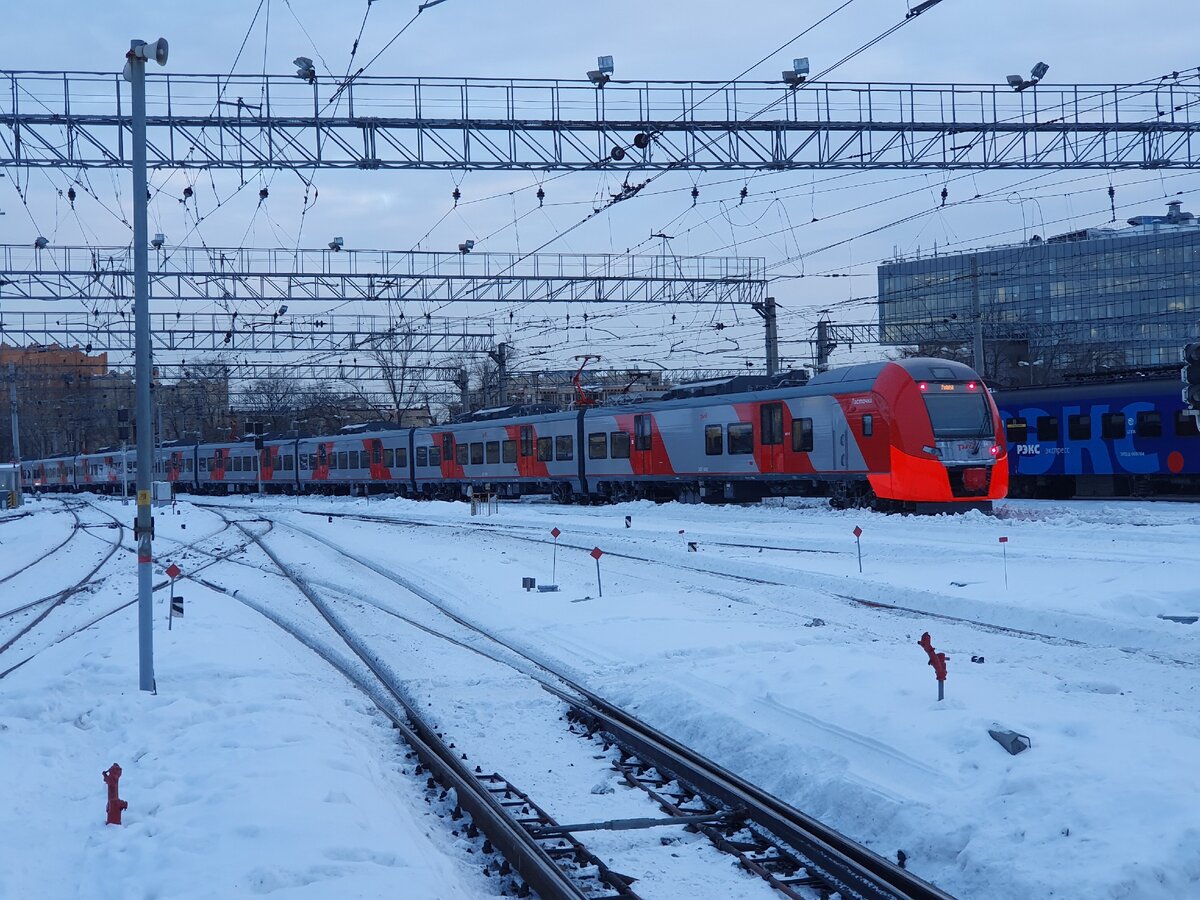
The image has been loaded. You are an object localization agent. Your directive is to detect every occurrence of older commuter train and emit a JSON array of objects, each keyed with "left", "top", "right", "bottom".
[{"left": 20, "top": 358, "right": 1008, "bottom": 512}]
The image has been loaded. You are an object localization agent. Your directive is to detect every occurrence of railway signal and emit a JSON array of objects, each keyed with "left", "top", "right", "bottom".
[
  {"left": 550, "top": 527, "right": 561, "bottom": 582},
  {"left": 1182, "top": 342, "right": 1200, "bottom": 411},
  {"left": 852, "top": 525, "right": 863, "bottom": 573}
]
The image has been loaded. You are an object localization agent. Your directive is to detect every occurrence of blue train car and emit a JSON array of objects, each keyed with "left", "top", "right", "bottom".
[{"left": 993, "top": 378, "right": 1200, "bottom": 498}]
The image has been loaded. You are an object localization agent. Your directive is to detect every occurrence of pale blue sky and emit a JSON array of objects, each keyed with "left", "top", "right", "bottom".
[{"left": 1, "top": 0, "right": 1196, "bottom": 371}]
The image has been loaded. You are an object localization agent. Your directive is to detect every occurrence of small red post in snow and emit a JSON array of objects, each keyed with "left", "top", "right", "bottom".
[
  {"left": 165, "top": 563, "right": 182, "bottom": 630},
  {"left": 103, "top": 763, "right": 128, "bottom": 825},
  {"left": 550, "top": 527, "right": 561, "bottom": 583},
  {"left": 917, "top": 632, "right": 948, "bottom": 702},
  {"left": 852, "top": 525, "right": 863, "bottom": 573},
  {"left": 590, "top": 546, "right": 604, "bottom": 597},
  {"left": 998, "top": 536, "right": 1009, "bottom": 588}
]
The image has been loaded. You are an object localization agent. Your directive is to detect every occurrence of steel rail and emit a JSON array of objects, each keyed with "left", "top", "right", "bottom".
[{"left": 222, "top": 515, "right": 597, "bottom": 900}]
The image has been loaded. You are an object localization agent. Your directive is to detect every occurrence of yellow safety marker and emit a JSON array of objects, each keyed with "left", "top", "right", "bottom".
[{"left": 137, "top": 490, "right": 151, "bottom": 506}]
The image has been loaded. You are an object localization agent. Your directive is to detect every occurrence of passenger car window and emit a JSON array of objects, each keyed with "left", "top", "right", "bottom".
[
  {"left": 456, "top": 443, "right": 468, "bottom": 465},
  {"left": 502, "top": 440, "right": 517, "bottom": 463},
  {"left": 588, "top": 432, "right": 608, "bottom": 459},
  {"left": 792, "top": 417, "right": 813, "bottom": 452},
  {"left": 486, "top": 441, "right": 500, "bottom": 464},
  {"left": 1005, "top": 417, "right": 1028, "bottom": 442},
  {"left": 1036, "top": 416, "right": 1059, "bottom": 441},
  {"left": 429, "top": 447, "right": 442, "bottom": 467},
  {"left": 537, "top": 437, "right": 553, "bottom": 461},
  {"left": 610, "top": 432, "right": 630, "bottom": 459},
  {"left": 1175, "top": 410, "right": 1200, "bottom": 437},
  {"left": 1101, "top": 413, "right": 1126, "bottom": 440},
  {"left": 1067, "top": 414, "right": 1091, "bottom": 441},
  {"left": 470, "top": 443, "right": 484, "bottom": 465},
  {"left": 395, "top": 447, "right": 408, "bottom": 467},
  {"left": 728, "top": 423, "right": 754, "bottom": 455},
  {"left": 555, "top": 435, "right": 573, "bottom": 461},
  {"left": 415, "top": 447, "right": 427, "bottom": 467},
  {"left": 704, "top": 425, "right": 723, "bottom": 455},
  {"left": 1135, "top": 411, "right": 1162, "bottom": 438}
]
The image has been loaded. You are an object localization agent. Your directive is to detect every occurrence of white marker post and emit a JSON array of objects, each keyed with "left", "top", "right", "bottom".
[
  {"left": 998, "top": 536, "right": 1009, "bottom": 587},
  {"left": 853, "top": 525, "right": 863, "bottom": 573},
  {"left": 590, "top": 547, "right": 604, "bottom": 597},
  {"left": 550, "top": 527, "right": 561, "bottom": 582}
]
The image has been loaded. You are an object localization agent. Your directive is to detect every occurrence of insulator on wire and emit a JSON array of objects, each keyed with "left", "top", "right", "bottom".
[
  {"left": 536, "top": 186, "right": 545, "bottom": 207},
  {"left": 739, "top": 185, "right": 748, "bottom": 204},
  {"left": 182, "top": 186, "right": 194, "bottom": 202},
  {"left": 67, "top": 187, "right": 77, "bottom": 205},
  {"left": 259, "top": 187, "right": 269, "bottom": 201},
  {"left": 691, "top": 185, "right": 699, "bottom": 206},
  {"left": 940, "top": 186, "right": 948, "bottom": 207},
  {"left": 452, "top": 187, "right": 461, "bottom": 206}
]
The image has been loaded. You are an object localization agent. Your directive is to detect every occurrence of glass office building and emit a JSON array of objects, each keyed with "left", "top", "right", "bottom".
[{"left": 877, "top": 202, "right": 1200, "bottom": 385}]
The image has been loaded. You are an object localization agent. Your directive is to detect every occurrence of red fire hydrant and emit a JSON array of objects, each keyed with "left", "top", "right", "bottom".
[
  {"left": 103, "top": 763, "right": 128, "bottom": 825},
  {"left": 917, "top": 632, "right": 949, "bottom": 701}
]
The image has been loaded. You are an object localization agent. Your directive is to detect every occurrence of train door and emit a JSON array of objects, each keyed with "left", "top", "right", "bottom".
[
  {"left": 760, "top": 402, "right": 784, "bottom": 474},
  {"left": 632, "top": 413, "right": 654, "bottom": 476}
]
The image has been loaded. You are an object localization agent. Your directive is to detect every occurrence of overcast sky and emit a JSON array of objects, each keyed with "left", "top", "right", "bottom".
[{"left": 1, "top": 0, "right": 1197, "bottom": 375}]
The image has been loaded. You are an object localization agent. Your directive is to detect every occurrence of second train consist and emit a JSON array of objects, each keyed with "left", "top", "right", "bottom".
[{"left": 20, "top": 358, "right": 1008, "bottom": 511}]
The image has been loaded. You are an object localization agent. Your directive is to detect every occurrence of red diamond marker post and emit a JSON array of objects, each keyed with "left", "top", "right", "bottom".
[
  {"left": 590, "top": 547, "right": 604, "bottom": 597},
  {"left": 998, "top": 536, "right": 1009, "bottom": 587},
  {"left": 550, "top": 528, "right": 561, "bottom": 582},
  {"left": 165, "top": 563, "right": 181, "bottom": 580},
  {"left": 852, "top": 526, "right": 863, "bottom": 573},
  {"left": 165, "top": 563, "right": 183, "bottom": 630}
]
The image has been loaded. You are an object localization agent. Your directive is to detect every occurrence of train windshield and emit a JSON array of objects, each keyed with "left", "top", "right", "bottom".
[{"left": 922, "top": 390, "right": 992, "bottom": 439}]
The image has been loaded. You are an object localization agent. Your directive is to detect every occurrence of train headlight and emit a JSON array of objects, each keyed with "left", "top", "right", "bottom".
[{"left": 989, "top": 444, "right": 1000, "bottom": 456}]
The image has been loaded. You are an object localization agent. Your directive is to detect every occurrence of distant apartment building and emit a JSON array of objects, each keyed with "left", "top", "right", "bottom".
[{"left": 877, "top": 202, "right": 1200, "bottom": 385}]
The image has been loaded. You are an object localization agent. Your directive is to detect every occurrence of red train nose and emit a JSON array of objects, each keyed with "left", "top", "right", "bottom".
[{"left": 963, "top": 467, "right": 987, "bottom": 491}]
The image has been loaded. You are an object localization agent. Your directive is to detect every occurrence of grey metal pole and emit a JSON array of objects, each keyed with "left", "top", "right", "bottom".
[
  {"left": 763, "top": 296, "right": 779, "bottom": 376},
  {"left": 128, "top": 38, "right": 163, "bottom": 694},
  {"left": 7, "top": 363, "right": 19, "bottom": 464}
]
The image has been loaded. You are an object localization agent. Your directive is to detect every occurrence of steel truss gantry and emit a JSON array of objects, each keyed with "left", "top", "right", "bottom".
[
  {"left": 3, "top": 71, "right": 1199, "bottom": 170},
  {"left": 0, "top": 245, "right": 766, "bottom": 307},
  {"left": 0, "top": 309, "right": 494, "bottom": 355}
]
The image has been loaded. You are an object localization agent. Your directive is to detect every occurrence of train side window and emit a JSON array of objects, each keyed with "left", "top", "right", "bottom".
[
  {"left": 728, "top": 423, "right": 754, "bottom": 455},
  {"left": 502, "top": 440, "right": 517, "bottom": 463},
  {"left": 1175, "top": 410, "right": 1200, "bottom": 437},
  {"left": 520, "top": 425, "right": 533, "bottom": 457},
  {"left": 486, "top": 441, "right": 500, "bottom": 464},
  {"left": 588, "top": 432, "right": 608, "bottom": 459},
  {"left": 760, "top": 403, "right": 784, "bottom": 445},
  {"left": 340, "top": 451, "right": 351, "bottom": 470},
  {"left": 862, "top": 414, "right": 874, "bottom": 437},
  {"left": 283, "top": 455, "right": 293, "bottom": 471},
  {"left": 1135, "top": 411, "right": 1163, "bottom": 438},
  {"left": 348, "top": 451, "right": 359, "bottom": 469},
  {"left": 1036, "top": 416, "right": 1059, "bottom": 441},
  {"left": 1101, "top": 413, "right": 1126, "bottom": 440},
  {"left": 1067, "top": 415, "right": 1091, "bottom": 441},
  {"left": 537, "top": 437, "right": 553, "bottom": 461},
  {"left": 442, "top": 433, "right": 453, "bottom": 459},
  {"left": 1005, "top": 417, "right": 1028, "bottom": 442},
  {"left": 471, "top": 442, "right": 484, "bottom": 465},
  {"left": 416, "top": 446, "right": 428, "bottom": 467},
  {"left": 704, "top": 425, "right": 723, "bottom": 455},
  {"left": 555, "top": 435, "right": 573, "bottom": 461},
  {"left": 429, "top": 447, "right": 442, "bottom": 467},
  {"left": 610, "top": 432, "right": 630, "bottom": 459},
  {"left": 456, "top": 443, "right": 468, "bottom": 465},
  {"left": 383, "top": 448, "right": 394, "bottom": 468},
  {"left": 792, "top": 417, "right": 813, "bottom": 452},
  {"left": 634, "top": 414, "right": 652, "bottom": 451},
  {"left": 395, "top": 447, "right": 407, "bottom": 467}
]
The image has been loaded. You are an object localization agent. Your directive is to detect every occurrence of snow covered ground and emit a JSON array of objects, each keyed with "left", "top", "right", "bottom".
[{"left": 2, "top": 493, "right": 1198, "bottom": 899}]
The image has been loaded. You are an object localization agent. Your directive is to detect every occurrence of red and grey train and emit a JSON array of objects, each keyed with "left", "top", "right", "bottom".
[{"left": 19, "top": 358, "right": 1008, "bottom": 511}]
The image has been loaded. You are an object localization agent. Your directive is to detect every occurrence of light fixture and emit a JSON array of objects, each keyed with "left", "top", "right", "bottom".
[
  {"left": 587, "top": 55, "right": 613, "bottom": 87},
  {"left": 328, "top": 236, "right": 344, "bottom": 251},
  {"left": 129, "top": 38, "right": 169, "bottom": 65},
  {"left": 293, "top": 56, "right": 316, "bottom": 83},
  {"left": 151, "top": 233, "right": 166, "bottom": 249},
  {"left": 1007, "top": 61, "right": 1049, "bottom": 92},
  {"left": 278, "top": 305, "right": 288, "bottom": 316},
  {"left": 34, "top": 236, "right": 49, "bottom": 249},
  {"left": 783, "top": 57, "right": 810, "bottom": 87},
  {"left": 458, "top": 239, "right": 475, "bottom": 254}
]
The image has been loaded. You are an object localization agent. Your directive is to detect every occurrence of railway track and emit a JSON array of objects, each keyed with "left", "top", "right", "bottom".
[{"left": 205, "top": 506, "right": 953, "bottom": 900}]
